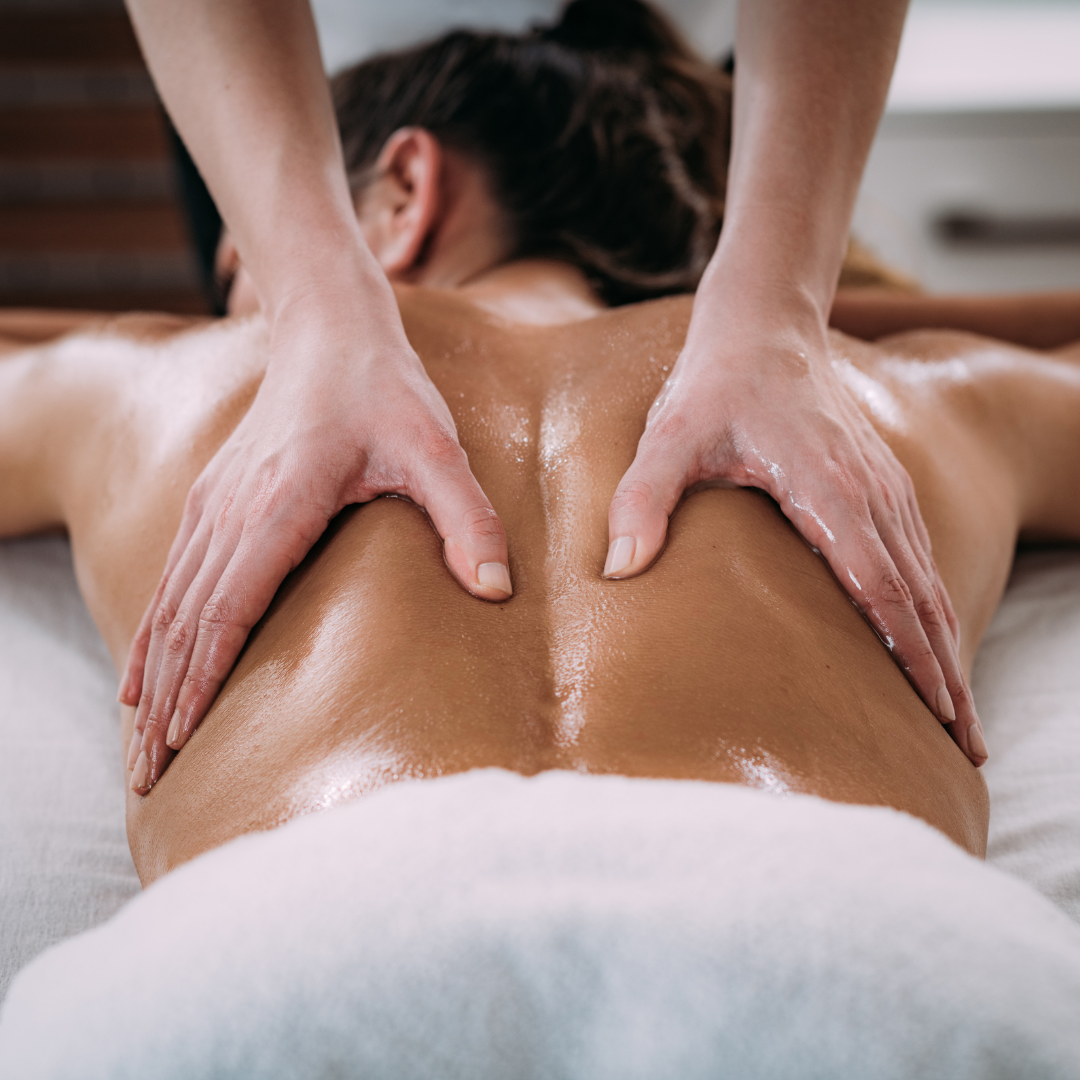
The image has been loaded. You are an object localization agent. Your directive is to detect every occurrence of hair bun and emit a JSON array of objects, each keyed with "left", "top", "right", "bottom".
[{"left": 542, "top": 0, "right": 685, "bottom": 59}]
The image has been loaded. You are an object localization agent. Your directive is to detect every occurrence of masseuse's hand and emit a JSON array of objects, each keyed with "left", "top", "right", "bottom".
[
  {"left": 121, "top": 291, "right": 512, "bottom": 793},
  {"left": 603, "top": 289, "right": 986, "bottom": 767}
]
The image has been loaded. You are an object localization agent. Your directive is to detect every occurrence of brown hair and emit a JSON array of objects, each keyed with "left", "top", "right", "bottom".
[{"left": 331, "top": 0, "right": 732, "bottom": 305}]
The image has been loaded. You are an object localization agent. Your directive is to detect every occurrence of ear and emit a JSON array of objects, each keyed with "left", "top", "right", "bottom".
[{"left": 358, "top": 128, "right": 444, "bottom": 276}]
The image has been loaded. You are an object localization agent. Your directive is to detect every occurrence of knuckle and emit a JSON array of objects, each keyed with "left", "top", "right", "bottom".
[
  {"left": 875, "top": 478, "right": 898, "bottom": 514},
  {"left": 914, "top": 595, "right": 944, "bottom": 629},
  {"left": 419, "top": 426, "right": 465, "bottom": 469},
  {"left": 164, "top": 617, "right": 193, "bottom": 656},
  {"left": 142, "top": 710, "right": 168, "bottom": 738},
  {"left": 819, "top": 459, "right": 862, "bottom": 505},
  {"left": 461, "top": 505, "right": 506, "bottom": 546},
  {"left": 179, "top": 671, "right": 200, "bottom": 699},
  {"left": 151, "top": 599, "right": 179, "bottom": 635},
  {"left": 198, "top": 593, "right": 247, "bottom": 637},
  {"left": 610, "top": 478, "right": 655, "bottom": 517},
  {"left": 646, "top": 409, "right": 686, "bottom": 443},
  {"left": 878, "top": 573, "right": 914, "bottom": 609}
]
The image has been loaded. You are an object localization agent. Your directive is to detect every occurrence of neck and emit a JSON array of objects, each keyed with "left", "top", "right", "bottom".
[
  {"left": 384, "top": 149, "right": 607, "bottom": 326},
  {"left": 453, "top": 259, "right": 606, "bottom": 326}
]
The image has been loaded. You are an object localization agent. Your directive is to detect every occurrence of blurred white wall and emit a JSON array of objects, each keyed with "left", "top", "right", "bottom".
[
  {"left": 854, "top": 0, "right": 1080, "bottom": 293},
  {"left": 311, "top": 0, "right": 737, "bottom": 74}
]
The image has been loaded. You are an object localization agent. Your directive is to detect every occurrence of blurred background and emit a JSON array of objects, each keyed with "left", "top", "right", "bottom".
[
  {"left": 0, "top": 0, "right": 1078, "bottom": 314},
  {"left": 853, "top": 0, "right": 1080, "bottom": 294},
  {"left": 0, "top": 0, "right": 206, "bottom": 313}
]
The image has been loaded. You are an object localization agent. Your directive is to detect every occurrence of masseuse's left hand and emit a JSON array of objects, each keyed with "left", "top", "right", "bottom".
[
  {"left": 601, "top": 0, "right": 985, "bottom": 768},
  {"left": 603, "top": 281, "right": 985, "bottom": 766}
]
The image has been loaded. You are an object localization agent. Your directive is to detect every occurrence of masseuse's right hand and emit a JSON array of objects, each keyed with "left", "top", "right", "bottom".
[{"left": 122, "top": 286, "right": 512, "bottom": 793}]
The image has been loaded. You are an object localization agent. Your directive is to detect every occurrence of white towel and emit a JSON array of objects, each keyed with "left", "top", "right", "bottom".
[{"left": 2, "top": 769, "right": 1080, "bottom": 1079}]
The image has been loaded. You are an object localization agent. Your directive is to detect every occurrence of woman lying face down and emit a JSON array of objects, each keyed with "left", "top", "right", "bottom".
[{"left": 2, "top": 16, "right": 1080, "bottom": 883}]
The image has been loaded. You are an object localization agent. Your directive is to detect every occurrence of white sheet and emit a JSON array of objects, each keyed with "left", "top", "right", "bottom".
[
  {"left": 0, "top": 536, "right": 1078, "bottom": 1019},
  {"left": 0, "top": 538, "right": 139, "bottom": 1004},
  {"left": 974, "top": 549, "right": 1080, "bottom": 923}
]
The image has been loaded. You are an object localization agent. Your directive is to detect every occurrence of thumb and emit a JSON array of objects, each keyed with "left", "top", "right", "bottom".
[
  {"left": 605, "top": 431, "right": 691, "bottom": 579},
  {"left": 411, "top": 443, "right": 512, "bottom": 601}
]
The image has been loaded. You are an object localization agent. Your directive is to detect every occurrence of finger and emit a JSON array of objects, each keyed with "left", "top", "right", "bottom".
[
  {"left": 408, "top": 432, "right": 512, "bottom": 601},
  {"left": 604, "top": 425, "right": 694, "bottom": 580},
  {"left": 119, "top": 492, "right": 206, "bottom": 707},
  {"left": 872, "top": 509, "right": 975, "bottom": 736},
  {"left": 953, "top": 714, "right": 989, "bottom": 768},
  {"left": 891, "top": 477, "right": 963, "bottom": 659},
  {"left": 884, "top": 465, "right": 974, "bottom": 749},
  {"left": 119, "top": 601, "right": 154, "bottom": 709},
  {"left": 836, "top": 515, "right": 985, "bottom": 766},
  {"left": 131, "top": 516, "right": 215, "bottom": 735},
  {"left": 167, "top": 527, "right": 302, "bottom": 752},
  {"left": 129, "top": 518, "right": 219, "bottom": 787},
  {"left": 125, "top": 725, "right": 143, "bottom": 774},
  {"left": 782, "top": 482, "right": 950, "bottom": 709},
  {"left": 137, "top": 530, "right": 244, "bottom": 787},
  {"left": 893, "top": 465, "right": 962, "bottom": 649}
]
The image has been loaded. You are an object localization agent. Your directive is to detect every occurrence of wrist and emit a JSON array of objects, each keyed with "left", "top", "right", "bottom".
[
  {"left": 264, "top": 237, "right": 392, "bottom": 319},
  {"left": 702, "top": 241, "right": 836, "bottom": 317},
  {"left": 261, "top": 272, "right": 416, "bottom": 386},
  {"left": 688, "top": 266, "right": 831, "bottom": 358},
  {"left": 702, "top": 199, "right": 848, "bottom": 317}
]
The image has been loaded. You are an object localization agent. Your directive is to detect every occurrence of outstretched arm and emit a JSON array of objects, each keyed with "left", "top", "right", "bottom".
[
  {"left": 121, "top": 0, "right": 514, "bottom": 793},
  {"left": 832, "top": 288, "right": 1080, "bottom": 351},
  {"left": 603, "top": 0, "right": 986, "bottom": 765}
]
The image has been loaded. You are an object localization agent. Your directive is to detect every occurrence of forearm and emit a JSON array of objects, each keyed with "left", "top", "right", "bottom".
[
  {"left": 831, "top": 289, "right": 1080, "bottom": 351},
  {"left": 695, "top": 0, "right": 909, "bottom": 331},
  {"left": 125, "top": 0, "right": 395, "bottom": 325}
]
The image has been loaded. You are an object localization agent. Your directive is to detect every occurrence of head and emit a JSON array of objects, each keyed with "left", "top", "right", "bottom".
[{"left": 222, "top": 0, "right": 732, "bottom": 314}]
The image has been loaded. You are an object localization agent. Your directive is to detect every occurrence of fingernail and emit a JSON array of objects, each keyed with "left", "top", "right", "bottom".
[
  {"left": 968, "top": 720, "right": 989, "bottom": 763},
  {"left": 126, "top": 728, "right": 142, "bottom": 770},
  {"left": 603, "top": 536, "right": 635, "bottom": 577},
  {"left": 935, "top": 685, "right": 956, "bottom": 723},
  {"left": 166, "top": 709, "right": 182, "bottom": 749},
  {"left": 477, "top": 562, "right": 512, "bottom": 595},
  {"left": 130, "top": 751, "right": 150, "bottom": 793},
  {"left": 116, "top": 675, "right": 129, "bottom": 704}
]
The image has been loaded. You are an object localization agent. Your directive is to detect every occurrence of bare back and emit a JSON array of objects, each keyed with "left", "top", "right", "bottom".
[{"left": 11, "top": 288, "right": 1080, "bottom": 880}]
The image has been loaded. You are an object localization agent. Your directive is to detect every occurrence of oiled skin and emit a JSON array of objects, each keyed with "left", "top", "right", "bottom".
[{"left": 4, "top": 289, "right": 1080, "bottom": 883}]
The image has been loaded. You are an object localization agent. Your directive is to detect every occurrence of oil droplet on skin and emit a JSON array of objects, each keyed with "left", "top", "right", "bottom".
[
  {"left": 731, "top": 747, "right": 796, "bottom": 796},
  {"left": 492, "top": 403, "right": 532, "bottom": 465},
  {"left": 847, "top": 568, "right": 862, "bottom": 590},
  {"left": 537, "top": 378, "right": 608, "bottom": 747}
]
